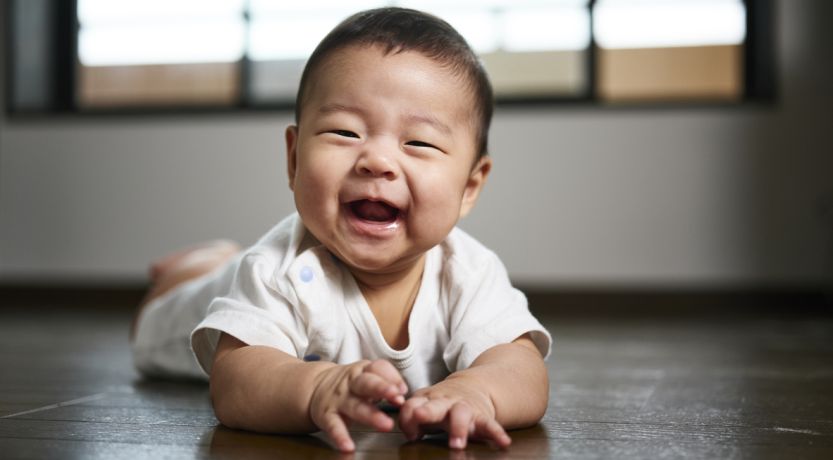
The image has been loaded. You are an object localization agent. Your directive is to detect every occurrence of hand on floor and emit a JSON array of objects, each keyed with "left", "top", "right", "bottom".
[
  {"left": 310, "top": 359, "right": 409, "bottom": 452},
  {"left": 398, "top": 379, "right": 511, "bottom": 450}
]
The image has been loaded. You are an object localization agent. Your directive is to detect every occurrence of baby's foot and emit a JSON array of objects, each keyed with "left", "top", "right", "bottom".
[
  {"left": 132, "top": 239, "right": 241, "bottom": 341},
  {"left": 149, "top": 239, "right": 241, "bottom": 281}
]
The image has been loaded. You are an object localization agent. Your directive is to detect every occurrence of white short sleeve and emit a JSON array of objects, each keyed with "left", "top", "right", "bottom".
[
  {"left": 191, "top": 249, "right": 307, "bottom": 374},
  {"left": 443, "top": 248, "right": 552, "bottom": 372}
]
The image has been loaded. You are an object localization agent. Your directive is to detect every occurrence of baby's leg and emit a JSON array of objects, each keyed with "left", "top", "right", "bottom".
[
  {"left": 131, "top": 239, "right": 243, "bottom": 379},
  {"left": 131, "top": 239, "right": 241, "bottom": 341},
  {"left": 145, "top": 240, "right": 241, "bottom": 303}
]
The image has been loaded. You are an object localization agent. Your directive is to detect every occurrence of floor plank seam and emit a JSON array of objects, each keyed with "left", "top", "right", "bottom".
[
  {"left": 0, "top": 393, "right": 109, "bottom": 419},
  {"left": 548, "top": 419, "right": 831, "bottom": 431},
  {"left": 0, "top": 416, "right": 219, "bottom": 428},
  {"left": 0, "top": 435, "right": 214, "bottom": 447}
]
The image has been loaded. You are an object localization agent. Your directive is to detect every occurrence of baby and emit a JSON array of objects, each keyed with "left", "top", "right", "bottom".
[{"left": 132, "top": 7, "right": 551, "bottom": 452}]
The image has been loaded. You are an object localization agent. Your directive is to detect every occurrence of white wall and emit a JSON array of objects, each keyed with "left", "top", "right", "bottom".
[{"left": 1, "top": 0, "right": 831, "bottom": 287}]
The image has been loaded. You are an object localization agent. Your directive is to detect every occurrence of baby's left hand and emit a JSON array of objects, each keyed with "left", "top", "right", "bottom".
[{"left": 398, "top": 379, "right": 512, "bottom": 450}]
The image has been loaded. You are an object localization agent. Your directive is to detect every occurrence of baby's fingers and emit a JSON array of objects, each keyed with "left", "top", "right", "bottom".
[
  {"left": 471, "top": 415, "right": 512, "bottom": 449},
  {"left": 399, "top": 396, "right": 429, "bottom": 441},
  {"left": 412, "top": 398, "right": 454, "bottom": 426},
  {"left": 351, "top": 371, "right": 405, "bottom": 405},
  {"left": 320, "top": 412, "right": 355, "bottom": 452},
  {"left": 365, "top": 360, "right": 408, "bottom": 398},
  {"left": 447, "top": 402, "right": 474, "bottom": 449},
  {"left": 342, "top": 397, "right": 395, "bottom": 432}
]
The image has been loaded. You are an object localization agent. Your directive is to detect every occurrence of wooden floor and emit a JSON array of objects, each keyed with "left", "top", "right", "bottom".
[{"left": 1, "top": 296, "right": 832, "bottom": 459}]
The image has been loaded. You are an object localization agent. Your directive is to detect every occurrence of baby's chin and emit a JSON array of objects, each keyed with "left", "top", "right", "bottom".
[
  {"left": 338, "top": 252, "right": 406, "bottom": 274},
  {"left": 330, "top": 246, "right": 424, "bottom": 277}
]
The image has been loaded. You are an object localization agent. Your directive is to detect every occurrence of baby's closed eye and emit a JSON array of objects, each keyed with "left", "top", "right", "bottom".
[
  {"left": 405, "top": 140, "right": 434, "bottom": 148},
  {"left": 331, "top": 129, "right": 360, "bottom": 138},
  {"left": 404, "top": 140, "right": 445, "bottom": 153}
]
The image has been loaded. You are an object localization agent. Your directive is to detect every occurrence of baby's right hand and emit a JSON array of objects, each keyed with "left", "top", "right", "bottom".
[{"left": 309, "top": 359, "right": 408, "bottom": 452}]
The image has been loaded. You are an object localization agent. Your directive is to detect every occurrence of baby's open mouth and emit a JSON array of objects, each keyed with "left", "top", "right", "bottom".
[{"left": 349, "top": 199, "right": 400, "bottom": 223}]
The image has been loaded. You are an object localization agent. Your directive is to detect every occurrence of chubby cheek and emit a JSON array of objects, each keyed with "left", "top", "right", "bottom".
[
  {"left": 293, "top": 159, "right": 340, "bottom": 225},
  {"left": 409, "top": 176, "right": 465, "bottom": 240}
]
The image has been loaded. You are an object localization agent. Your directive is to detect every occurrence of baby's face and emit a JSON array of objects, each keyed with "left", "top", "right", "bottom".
[{"left": 286, "top": 44, "right": 489, "bottom": 275}]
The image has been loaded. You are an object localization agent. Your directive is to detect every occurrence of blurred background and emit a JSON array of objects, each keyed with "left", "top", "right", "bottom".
[{"left": 0, "top": 0, "right": 831, "bottom": 297}]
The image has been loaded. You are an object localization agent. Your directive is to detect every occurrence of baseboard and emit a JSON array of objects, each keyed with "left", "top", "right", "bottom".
[
  {"left": 0, "top": 283, "right": 148, "bottom": 309},
  {"left": 522, "top": 286, "right": 832, "bottom": 317},
  {"left": 1, "top": 283, "right": 830, "bottom": 315}
]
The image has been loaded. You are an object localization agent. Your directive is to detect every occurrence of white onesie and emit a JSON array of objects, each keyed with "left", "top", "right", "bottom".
[{"left": 133, "top": 213, "right": 551, "bottom": 391}]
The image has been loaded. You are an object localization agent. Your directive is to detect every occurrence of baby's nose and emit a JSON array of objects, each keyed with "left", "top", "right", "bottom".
[{"left": 355, "top": 146, "right": 399, "bottom": 180}]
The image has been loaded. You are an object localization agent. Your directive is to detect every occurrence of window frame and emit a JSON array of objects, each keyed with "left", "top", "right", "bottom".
[{"left": 3, "top": 0, "right": 776, "bottom": 117}]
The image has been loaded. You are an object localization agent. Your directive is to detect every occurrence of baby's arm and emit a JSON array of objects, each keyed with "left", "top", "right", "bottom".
[
  {"left": 398, "top": 334, "right": 548, "bottom": 449},
  {"left": 209, "top": 333, "right": 408, "bottom": 452}
]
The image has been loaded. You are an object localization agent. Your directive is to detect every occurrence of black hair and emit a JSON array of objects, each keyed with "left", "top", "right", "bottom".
[{"left": 294, "top": 7, "right": 494, "bottom": 158}]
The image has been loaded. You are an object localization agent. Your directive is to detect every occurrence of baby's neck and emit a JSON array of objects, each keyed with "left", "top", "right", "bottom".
[
  {"left": 349, "top": 255, "right": 426, "bottom": 350},
  {"left": 349, "top": 255, "right": 424, "bottom": 293}
]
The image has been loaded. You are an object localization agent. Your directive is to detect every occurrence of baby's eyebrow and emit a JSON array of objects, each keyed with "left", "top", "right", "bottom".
[
  {"left": 318, "top": 103, "right": 365, "bottom": 117},
  {"left": 403, "top": 112, "right": 452, "bottom": 135}
]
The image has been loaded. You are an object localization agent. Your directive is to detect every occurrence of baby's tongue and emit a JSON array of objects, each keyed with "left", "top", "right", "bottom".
[{"left": 352, "top": 200, "right": 398, "bottom": 222}]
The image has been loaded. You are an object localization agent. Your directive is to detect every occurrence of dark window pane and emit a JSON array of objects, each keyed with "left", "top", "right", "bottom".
[{"left": 9, "top": 0, "right": 55, "bottom": 110}]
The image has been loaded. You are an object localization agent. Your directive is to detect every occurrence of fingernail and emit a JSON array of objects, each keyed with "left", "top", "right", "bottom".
[
  {"left": 450, "top": 437, "right": 465, "bottom": 449},
  {"left": 399, "top": 382, "right": 408, "bottom": 393}
]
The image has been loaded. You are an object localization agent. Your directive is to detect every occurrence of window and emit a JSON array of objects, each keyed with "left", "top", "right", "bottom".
[
  {"left": 77, "top": 0, "right": 246, "bottom": 107},
  {"left": 4, "top": 0, "right": 774, "bottom": 114},
  {"left": 595, "top": 0, "right": 747, "bottom": 102}
]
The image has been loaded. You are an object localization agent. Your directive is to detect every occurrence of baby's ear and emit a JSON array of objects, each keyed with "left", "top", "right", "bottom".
[
  {"left": 459, "top": 156, "right": 492, "bottom": 218},
  {"left": 285, "top": 125, "right": 299, "bottom": 191}
]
